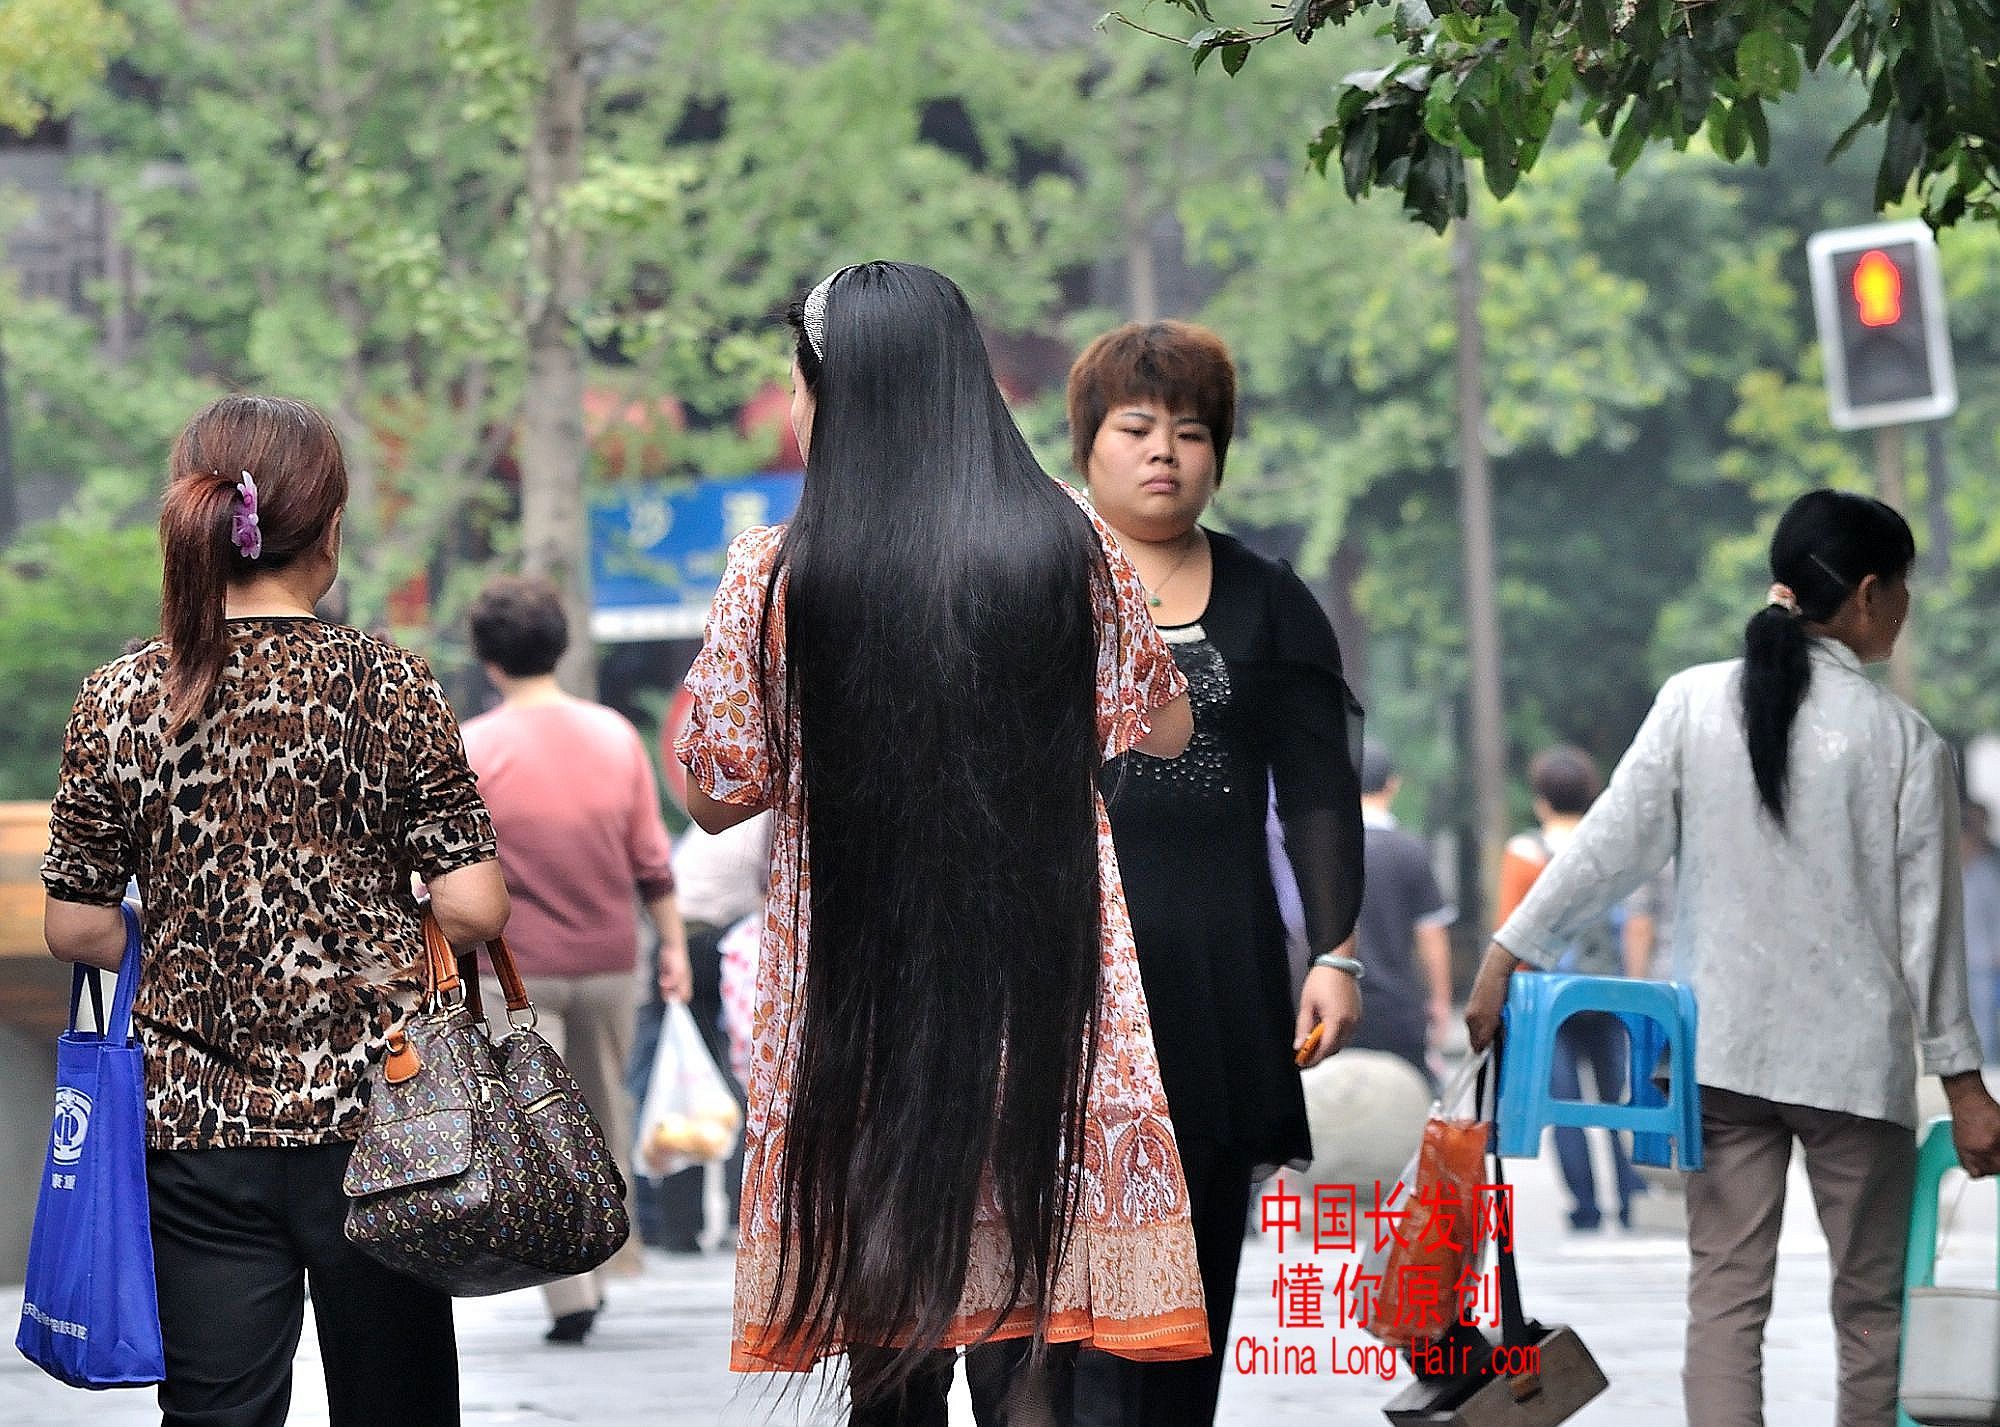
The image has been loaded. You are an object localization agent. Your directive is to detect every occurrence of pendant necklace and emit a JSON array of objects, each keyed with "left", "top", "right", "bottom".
[{"left": 1143, "top": 534, "right": 1201, "bottom": 610}]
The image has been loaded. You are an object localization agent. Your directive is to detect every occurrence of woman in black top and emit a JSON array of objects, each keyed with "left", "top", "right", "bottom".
[{"left": 1063, "top": 321, "right": 1366, "bottom": 1427}]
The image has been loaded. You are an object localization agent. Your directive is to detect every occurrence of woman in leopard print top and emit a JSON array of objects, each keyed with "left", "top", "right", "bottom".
[{"left": 43, "top": 394, "right": 509, "bottom": 1427}]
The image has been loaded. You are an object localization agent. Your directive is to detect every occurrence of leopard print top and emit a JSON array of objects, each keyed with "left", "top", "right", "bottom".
[{"left": 42, "top": 618, "right": 498, "bottom": 1150}]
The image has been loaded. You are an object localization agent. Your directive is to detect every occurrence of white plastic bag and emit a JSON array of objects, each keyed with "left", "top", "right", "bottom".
[{"left": 632, "top": 1001, "right": 742, "bottom": 1180}]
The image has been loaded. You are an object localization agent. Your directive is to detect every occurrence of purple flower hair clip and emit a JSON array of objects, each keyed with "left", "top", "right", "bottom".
[{"left": 232, "top": 470, "right": 263, "bottom": 561}]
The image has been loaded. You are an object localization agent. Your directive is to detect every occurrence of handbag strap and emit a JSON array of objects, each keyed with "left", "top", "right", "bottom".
[
  {"left": 419, "top": 912, "right": 465, "bottom": 1007},
  {"left": 1480, "top": 1031, "right": 1536, "bottom": 1350},
  {"left": 482, "top": 933, "right": 533, "bottom": 1018},
  {"left": 72, "top": 902, "right": 144, "bottom": 1041},
  {"left": 417, "top": 910, "right": 534, "bottom": 1024},
  {"left": 102, "top": 902, "right": 144, "bottom": 1043}
]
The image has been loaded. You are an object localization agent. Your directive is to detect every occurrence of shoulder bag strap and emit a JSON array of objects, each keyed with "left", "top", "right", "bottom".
[
  {"left": 1482, "top": 1029, "right": 1536, "bottom": 1349},
  {"left": 418, "top": 910, "right": 533, "bottom": 1025},
  {"left": 419, "top": 911, "right": 462, "bottom": 1002},
  {"left": 481, "top": 933, "right": 534, "bottom": 1023},
  {"left": 102, "top": 902, "right": 145, "bottom": 1044}
]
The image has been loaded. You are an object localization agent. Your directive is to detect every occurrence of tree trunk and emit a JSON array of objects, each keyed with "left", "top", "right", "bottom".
[
  {"left": 1123, "top": 160, "right": 1157, "bottom": 323},
  {"left": 1453, "top": 218, "right": 1507, "bottom": 916},
  {"left": 520, "top": 0, "right": 594, "bottom": 695},
  {"left": 0, "top": 330, "right": 17, "bottom": 546}
]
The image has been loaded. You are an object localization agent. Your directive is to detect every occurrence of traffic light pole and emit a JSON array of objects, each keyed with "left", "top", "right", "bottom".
[{"left": 1875, "top": 423, "right": 1916, "bottom": 702}]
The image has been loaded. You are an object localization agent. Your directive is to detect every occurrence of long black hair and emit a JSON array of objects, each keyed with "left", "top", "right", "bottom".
[
  {"left": 763, "top": 262, "right": 1106, "bottom": 1401},
  {"left": 1741, "top": 488, "right": 1914, "bottom": 824}
]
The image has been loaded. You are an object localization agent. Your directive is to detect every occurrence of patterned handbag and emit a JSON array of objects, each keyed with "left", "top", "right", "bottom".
[{"left": 341, "top": 913, "right": 630, "bottom": 1295}]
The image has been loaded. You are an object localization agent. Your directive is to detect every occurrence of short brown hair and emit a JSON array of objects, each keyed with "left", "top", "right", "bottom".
[
  {"left": 469, "top": 576, "right": 569, "bottom": 677},
  {"left": 1066, "top": 321, "right": 1237, "bottom": 483},
  {"left": 1529, "top": 745, "right": 1602, "bottom": 817}
]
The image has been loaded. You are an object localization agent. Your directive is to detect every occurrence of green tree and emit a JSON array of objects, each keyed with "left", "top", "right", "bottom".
[
  {"left": 1121, "top": 0, "right": 2000, "bottom": 232},
  {"left": 0, "top": 0, "right": 128, "bottom": 133}
]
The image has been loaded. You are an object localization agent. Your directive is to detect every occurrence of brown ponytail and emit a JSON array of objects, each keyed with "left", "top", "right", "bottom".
[{"left": 159, "top": 395, "right": 348, "bottom": 733}]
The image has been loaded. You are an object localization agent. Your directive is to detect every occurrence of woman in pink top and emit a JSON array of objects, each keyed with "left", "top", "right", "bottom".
[{"left": 461, "top": 575, "right": 692, "bottom": 1345}]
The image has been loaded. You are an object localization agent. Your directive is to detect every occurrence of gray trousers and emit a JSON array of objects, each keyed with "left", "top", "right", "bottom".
[
  {"left": 499, "top": 970, "right": 639, "bottom": 1320},
  {"left": 1683, "top": 1085, "right": 1917, "bottom": 1427}
]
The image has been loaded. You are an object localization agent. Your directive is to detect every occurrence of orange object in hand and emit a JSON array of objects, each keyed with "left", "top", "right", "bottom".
[{"left": 1295, "top": 1022, "right": 1324, "bottom": 1067}]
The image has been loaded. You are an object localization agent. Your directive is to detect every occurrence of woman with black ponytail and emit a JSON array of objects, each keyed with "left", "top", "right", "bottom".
[
  {"left": 42, "top": 394, "right": 509, "bottom": 1425},
  {"left": 675, "top": 262, "right": 1207, "bottom": 1423},
  {"left": 1462, "top": 489, "right": 2000, "bottom": 1426}
]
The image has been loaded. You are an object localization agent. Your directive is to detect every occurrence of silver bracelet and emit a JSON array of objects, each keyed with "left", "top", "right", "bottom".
[{"left": 1312, "top": 953, "right": 1365, "bottom": 982}]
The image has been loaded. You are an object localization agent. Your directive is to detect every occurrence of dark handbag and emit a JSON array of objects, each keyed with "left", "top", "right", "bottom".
[
  {"left": 1382, "top": 1041, "right": 1609, "bottom": 1427},
  {"left": 341, "top": 913, "right": 630, "bottom": 1296}
]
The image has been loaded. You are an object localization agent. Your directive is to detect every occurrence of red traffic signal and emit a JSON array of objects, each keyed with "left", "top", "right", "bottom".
[
  {"left": 1807, "top": 221, "right": 1955, "bottom": 431},
  {"left": 1851, "top": 249, "right": 1903, "bottom": 328}
]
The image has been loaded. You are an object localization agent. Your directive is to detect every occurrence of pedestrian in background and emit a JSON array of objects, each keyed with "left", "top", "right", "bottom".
[
  {"left": 462, "top": 576, "right": 691, "bottom": 1346},
  {"left": 43, "top": 393, "right": 510, "bottom": 1426},
  {"left": 649, "top": 811, "right": 771, "bottom": 1252},
  {"left": 675, "top": 261, "right": 1206, "bottom": 1425},
  {"left": 1496, "top": 745, "right": 1647, "bottom": 1231},
  {"left": 1061, "top": 319, "right": 1366, "bottom": 1427},
  {"left": 1346, "top": 740, "right": 1456, "bottom": 1086},
  {"left": 1465, "top": 489, "right": 2000, "bottom": 1427}
]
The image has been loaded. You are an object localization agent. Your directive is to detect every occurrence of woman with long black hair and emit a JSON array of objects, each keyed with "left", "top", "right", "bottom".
[
  {"left": 1464, "top": 489, "right": 2000, "bottom": 1427},
  {"left": 675, "top": 262, "right": 1208, "bottom": 1424}
]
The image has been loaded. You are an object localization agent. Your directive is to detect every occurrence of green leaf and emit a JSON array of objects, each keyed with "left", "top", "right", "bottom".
[
  {"left": 1456, "top": 96, "right": 1493, "bottom": 154},
  {"left": 1734, "top": 30, "right": 1803, "bottom": 96},
  {"left": 1707, "top": 98, "right": 1746, "bottom": 161},
  {"left": 1483, "top": 139, "right": 1521, "bottom": 199},
  {"left": 1609, "top": 97, "right": 1652, "bottom": 173},
  {"left": 1666, "top": 41, "right": 1714, "bottom": 132},
  {"left": 1827, "top": 74, "right": 1894, "bottom": 160},
  {"left": 1306, "top": 122, "right": 1340, "bottom": 176},
  {"left": 1220, "top": 41, "right": 1253, "bottom": 76},
  {"left": 1873, "top": 106, "right": 1925, "bottom": 206},
  {"left": 1423, "top": 73, "right": 1463, "bottom": 144},
  {"left": 1929, "top": 0, "right": 1975, "bottom": 111},
  {"left": 1744, "top": 94, "right": 1771, "bottom": 164},
  {"left": 1804, "top": 0, "right": 1853, "bottom": 68},
  {"left": 1405, "top": 141, "right": 1465, "bottom": 232},
  {"left": 1341, "top": 114, "right": 1381, "bottom": 197},
  {"left": 1577, "top": 0, "right": 1612, "bottom": 53}
]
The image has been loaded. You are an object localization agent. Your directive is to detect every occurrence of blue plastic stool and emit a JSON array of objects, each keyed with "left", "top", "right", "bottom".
[{"left": 1497, "top": 973, "right": 1702, "bottom": 1170}]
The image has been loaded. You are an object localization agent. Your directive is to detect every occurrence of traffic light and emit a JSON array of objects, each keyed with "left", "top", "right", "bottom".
[{"left": 1807, "top": 220, "right": 1956, "bottom": 431}]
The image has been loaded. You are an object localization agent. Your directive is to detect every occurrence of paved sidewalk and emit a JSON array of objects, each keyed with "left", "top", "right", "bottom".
[{"left": 5, "top": 1141, "right": 1990, "bottom": 1425}]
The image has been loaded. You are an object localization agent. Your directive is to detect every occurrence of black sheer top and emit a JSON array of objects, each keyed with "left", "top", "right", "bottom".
[{"left": 1100, "top": 529, "right": 1364, "bottom": 1166}]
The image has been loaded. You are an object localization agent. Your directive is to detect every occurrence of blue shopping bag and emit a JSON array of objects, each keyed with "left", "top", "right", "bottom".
[{"left": 15, "top": 903, "right": 165, "bottom": 1388}]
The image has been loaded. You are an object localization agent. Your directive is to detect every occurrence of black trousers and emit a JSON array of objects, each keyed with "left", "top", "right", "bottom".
[
  {"left": 148, "top": 1142, "right": 459, "bottom": 1427},
  {"left": 1068, "top": 1138, "right": 1254, "bottom": 1427}
]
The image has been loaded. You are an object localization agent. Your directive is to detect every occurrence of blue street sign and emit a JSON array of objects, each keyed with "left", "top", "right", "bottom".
[{"left": 589, "top": 472, "right": 803, "bottom": 642}]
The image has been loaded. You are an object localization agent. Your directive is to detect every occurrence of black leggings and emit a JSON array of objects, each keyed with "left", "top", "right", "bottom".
[
  {"left": 848, "top": 1342, "right": 1076, "bottom": 1427},
  {"left": 148, "top": 1142, "right": 459, "bottom": 1427}
]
